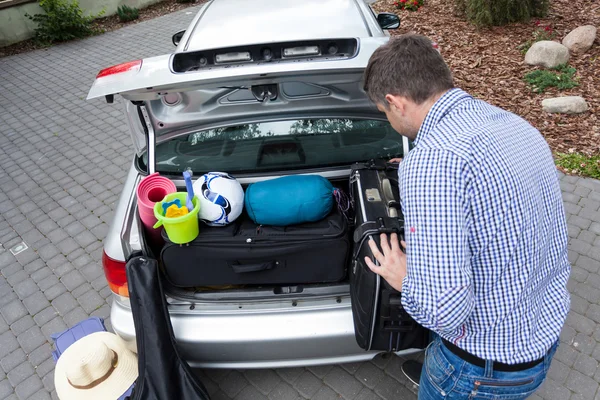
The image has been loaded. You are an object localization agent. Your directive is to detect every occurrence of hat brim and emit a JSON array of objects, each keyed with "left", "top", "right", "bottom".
[{"left": 55, "top": 332, "right": 138, "bottom": 400}]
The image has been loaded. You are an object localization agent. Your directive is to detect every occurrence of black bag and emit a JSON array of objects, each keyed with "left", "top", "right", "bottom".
[
  {"left": 160, "top": 208, "right": 350, "bottom": 287},
  {"left": 126, "top": 256, "right": 211, "bottom": 400},
  {"left": 349, "top": 160, "right": 430, "bottom": 352}
]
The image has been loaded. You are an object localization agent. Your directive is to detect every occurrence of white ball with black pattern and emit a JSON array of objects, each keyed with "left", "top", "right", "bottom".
[{"left": 193, "top": 172, "right": 245, "bottom": 226}]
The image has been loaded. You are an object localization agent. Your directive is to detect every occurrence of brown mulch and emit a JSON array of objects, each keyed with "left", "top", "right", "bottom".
[
  {"left": 0, "top": 0, "right": 202, "bottom": 59},
  {"left": 373, "top": 0, "right": 600, "bottom": 156}
]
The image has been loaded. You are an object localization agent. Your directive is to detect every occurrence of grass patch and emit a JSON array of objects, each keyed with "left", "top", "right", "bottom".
[
  {"left": 524, "top": 64, "right": 578, "bottom": 93},
  {"left": 555, "top": 152, "right": 600, "bottom": 179}
]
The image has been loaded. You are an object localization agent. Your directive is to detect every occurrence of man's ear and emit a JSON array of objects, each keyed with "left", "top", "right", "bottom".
[{"left": 385, "top": 94, "right": 407, "bottom": 115}]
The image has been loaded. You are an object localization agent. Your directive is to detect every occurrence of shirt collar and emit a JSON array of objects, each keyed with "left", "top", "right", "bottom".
[{"left": 412, "top": 88, "right": 472, "bottom": 147}]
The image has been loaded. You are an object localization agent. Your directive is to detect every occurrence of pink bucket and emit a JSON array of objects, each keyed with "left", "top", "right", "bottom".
[{"left": 137, "top": 173, "right": 176, "bottom": 243}]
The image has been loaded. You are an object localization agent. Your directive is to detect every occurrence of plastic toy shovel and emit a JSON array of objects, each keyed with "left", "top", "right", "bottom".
[{"left": 183, "top": 171, "right": 194, "bottom": 211}]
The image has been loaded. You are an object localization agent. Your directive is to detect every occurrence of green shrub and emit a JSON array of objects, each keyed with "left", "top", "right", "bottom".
[
  {"left": 524, "top": 64, "right": 578, "bottom": 93},
  {"left": 117, "top": 5, "right": 139, "bottom": 22},
  {"left": 555, "top": 153, "right": 600, "bottom": 179},
  {"left": 454, "top": 0, "right": 550, "bottom": 27},
  {"left": 25, "top": 0, "right": 105, "bottom": 44}
]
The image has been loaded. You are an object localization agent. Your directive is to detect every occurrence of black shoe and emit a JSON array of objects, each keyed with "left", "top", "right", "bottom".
[{"left": 401, "top": 360, "right": 423, "bottom": 386}]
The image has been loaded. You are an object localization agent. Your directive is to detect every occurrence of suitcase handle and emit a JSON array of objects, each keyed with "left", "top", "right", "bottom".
[{"left": 229, "top": 261, "right": 276, "bottom": 274}]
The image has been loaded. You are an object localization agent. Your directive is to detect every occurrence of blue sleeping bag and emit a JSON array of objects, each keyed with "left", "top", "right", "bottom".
[{"left": 245, "top": 175, "right": 334, "bottom": 226}]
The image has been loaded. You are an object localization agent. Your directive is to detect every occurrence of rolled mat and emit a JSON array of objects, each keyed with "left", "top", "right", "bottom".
[{"left": 136, "top": 173, "right": 176, "bottom": 243}]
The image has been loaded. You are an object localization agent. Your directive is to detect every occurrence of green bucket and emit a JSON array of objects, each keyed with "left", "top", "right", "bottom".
[{"left": 153, "top": 192, "right": 200, "bottom": 244}]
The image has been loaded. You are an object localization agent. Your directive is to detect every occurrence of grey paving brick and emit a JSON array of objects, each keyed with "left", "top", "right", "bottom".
[
  {"left": 578, "top": 256, "right": 600, "bottom": 274},
  {"left": 571, "top": 265, "right": 590, "bottom": 283},
  {"left": 1, "top": 349, "right": 26, "bottom": 374},
  {"left": 33, "top": 358, "right": 54, "bottom": 380},
  {"left": 40, "top": 317, "right": 68, "bottom": 343},
  {"left": 555, "top": 343, "right": 580, "bottom": 367},
  {"left": 43, "top": 282, "right": 67, "bottom": 302},
  {"left": 565, "top": 370, "right": 598, "bottom": 399},
  {"left": 27, "top": 343, "right": 52, "bottom": 368},
  {"left": 569, "top": 223, "right": 582, "bottom": 238},
  {"left": 62, "top": 307, "right": 88, "bottom": 328},
  {"left": 1, "top": 263, "right": 23, "bottom": 279},
  {"left": 548, "top": 359, "right": 571, "bottom": 384},
  {"left": 28, "top": 389, "right": 52, "bottom": 400},
  {"left": 575, "top": 186, "right": 592, "bottom": 197},
  {"left": 573, "top": 333, "right": 597, "bottom": 355},
  {"left": 37, "top": 244, "right": 59, "bottom": 263},
  {"left": 77, "top": 290, "right": 106, "bottom": 314},
  {"left": 36, "top": 220, "right": 58, "bottom": 236},
  {"left": 219, "top": 371, "right": 249, "bottom": 399},
  {"left": 10, "top": 315, "right": 35, "bottom": 337},
  {"left": 23, "top": 259, "right": 46, "bottom": 274},
  {"left": 537, "top": 377, "right": 574, "bottom": 400},
  {"left": 23, "top": 291, "right": 51, "bottom": 316},
  {"left": 244, "top": 370, "right": 282, "bottom": 396},
  {"left": 578, "top": 230, "right": 598, "bottom": 245},
  {"left": 7, "top": 361, "right": 34, "bottom": 387},
  {"left": 566, "top": 203, "right": 583, "bottom": 216},
  {"left": 1, "top": 300, "right": 28, "bottom": 325},
  {"left": 55, "top": 238, "right": 79, "bottom": 256},
  {"left": 14, "top": 279, "right": 38, "bottom": 300},
  {"left": 575, "top": 282, "right": 600, "bottom": 303},
  {"left": 324, "top": 366, "right": 363, "bottom": 400},
  {"left": 568, "top": 313, "right": 597, "bottom": 336},
  {"left": 570, "top": 215, "right": 593, "bottom": 230},
  {"left": 41, "top": 373, "right": 54, "bottom": 393},
  {"left": 277, "top": 368, "right": 304, "bottom": 385},
  {"left": 374, "top": 375, "right": 414, "bottom": 400},
  {"left": 574, "top": 353, "right": 598, "bottom": 377},
  {"left": 355, "top": 363, "right": 385, "bottom": 390},
  {"left": 51, "top": 292, "right": 77, "bottom": 316},
  {"left": 294, "top": 371, "right": 322, "bottom": 399},
  {"left": 0, "top": 330, "right": 20, "bottom": 359},
  {"left": 60, "top": 270, "right": 85, "bottom": 291},
  {"left": 340, "top": 363, "right": 362, "bottom": 375},
  {"left": 81, "top": 263, "right": 103, "bottom": 282},
  {"left": 0, "top": 315, "right": 8, "bottom": 334},
  {"left": 0, "top": 380, "right": 13, "bottom": 399},
  {"left": 268, "top": 382, "right": 300, "bottom": 400},
  {"left": 75, "top": 230, "right": 97, "bottom": 248},
  {"left": 16, "top": 374, "right": 43, "bottom": 400},
  {"left": 18, "top": 325, "right": 47, "bottom": 353},
  {"left": 307, "top": 365, "right": 334, "bottom": 379},
  {"left": 236, "top": 385, "right": 268, "bottom": 400},
  {"left": 311, "top": 385, "right": 341, "bottom": 400}
]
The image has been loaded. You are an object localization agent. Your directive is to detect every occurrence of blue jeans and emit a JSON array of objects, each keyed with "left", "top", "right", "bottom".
[{"left": 418, "top": 336, "right": 559, "bottom": 399}]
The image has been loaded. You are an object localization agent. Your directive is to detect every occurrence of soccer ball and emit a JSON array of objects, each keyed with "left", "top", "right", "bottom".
[{"left": 193, "top": 172, "right": 244, "bottom": 226}]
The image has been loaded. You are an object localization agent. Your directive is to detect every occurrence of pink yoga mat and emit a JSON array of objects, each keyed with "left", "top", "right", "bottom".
[{"left": 137, "top": 173, "right": 176, "bottom": 243}]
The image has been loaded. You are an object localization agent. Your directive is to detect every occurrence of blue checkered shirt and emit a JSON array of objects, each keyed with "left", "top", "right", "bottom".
[{"left": 399, "top": 88, "right": 571, "bottom": 364}]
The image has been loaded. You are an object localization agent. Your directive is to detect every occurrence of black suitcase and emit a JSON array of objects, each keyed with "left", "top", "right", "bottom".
[
  {"left": 160, "top": 208, "right": 350, "bottom": 287},
  {"left": 349, "top": 160, "right": 430, "bottom": 352}
]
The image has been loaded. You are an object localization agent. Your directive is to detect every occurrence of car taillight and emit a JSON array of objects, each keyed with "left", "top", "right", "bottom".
[
  {"left": 102, "top": 250, "right": 129, "bottom": 297},
  {"left": 96, "top": 60, "right": 142, "bottom": 78}
]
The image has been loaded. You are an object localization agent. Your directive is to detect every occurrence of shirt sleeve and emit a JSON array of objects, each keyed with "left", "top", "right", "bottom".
[{"left": 399, "top": 148, "right": 474, "bottom": 336}]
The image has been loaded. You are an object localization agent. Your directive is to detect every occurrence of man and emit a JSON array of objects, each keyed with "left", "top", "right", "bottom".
[{"left": 362, "top": 34, "right": 570, "bottom": 399}]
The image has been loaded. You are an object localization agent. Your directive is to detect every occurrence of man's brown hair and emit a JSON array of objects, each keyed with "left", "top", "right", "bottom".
[{"left": 363, "top": 34, "right": 454, "bottom": 106}]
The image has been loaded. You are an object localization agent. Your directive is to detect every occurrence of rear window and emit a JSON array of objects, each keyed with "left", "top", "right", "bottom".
[{"left": 146, "top": 118, "right": 403, "bottom": 175}]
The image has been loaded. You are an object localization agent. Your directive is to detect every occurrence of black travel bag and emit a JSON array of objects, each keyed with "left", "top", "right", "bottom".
[
  {"left": 126, "top": 256, "right": 211, "bottom": 400},
  {"left": 160, "top": 207, "right": 350, "bottom": 287},
  {"left": 349, "top": 160, "right": 430, "bottom": 352}
]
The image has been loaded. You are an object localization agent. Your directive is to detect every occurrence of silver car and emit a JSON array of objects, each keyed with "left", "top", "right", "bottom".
[{"left": 88, "top": 0, "right": 417, "bottom": 368}]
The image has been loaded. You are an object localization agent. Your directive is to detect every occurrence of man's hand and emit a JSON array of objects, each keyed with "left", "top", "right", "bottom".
[
  {"left": 388, "top": 158, "right": 403, "bottom": 164},
  {"left": 364, "top": 233, "right": 407, "bottom": 292}
]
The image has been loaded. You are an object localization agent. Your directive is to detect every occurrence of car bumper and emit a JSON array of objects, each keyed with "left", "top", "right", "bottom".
[{"left": 110, "top": 294, "right": 386, "bottom": 368}]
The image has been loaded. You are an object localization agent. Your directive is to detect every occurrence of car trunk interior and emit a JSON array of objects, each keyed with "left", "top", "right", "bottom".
[{"left": 139, "top": 174, "right": 355, "bottom": 302}]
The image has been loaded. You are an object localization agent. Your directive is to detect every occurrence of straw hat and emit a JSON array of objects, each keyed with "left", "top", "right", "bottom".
[{"left": 54, "top": 332, "right": 138, "bottom": 400}]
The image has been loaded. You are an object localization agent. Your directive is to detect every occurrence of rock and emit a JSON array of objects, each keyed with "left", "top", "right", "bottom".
[
  {"left": 525, "top": 41, "right": 570, "bottom": 68},
  {"left": 542, "top": 96, "right": 589, "bottom": 114},
  {"left": 562, "top": 25, "right": 597, "bottom": 54}
]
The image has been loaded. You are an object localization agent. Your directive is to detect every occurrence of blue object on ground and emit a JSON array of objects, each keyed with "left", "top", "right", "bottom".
[{"left": 51, "top": 317, "right": 135, "bottom": 400}]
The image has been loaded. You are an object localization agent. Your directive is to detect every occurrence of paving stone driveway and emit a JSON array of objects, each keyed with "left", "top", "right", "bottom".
[{"left": 1, "top": 5, "right": 600, "bottom": 400}]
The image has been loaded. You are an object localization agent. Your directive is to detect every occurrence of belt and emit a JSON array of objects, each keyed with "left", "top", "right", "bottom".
[{"left": 441, "top": 339, "right": 545, "bottom": 372}]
